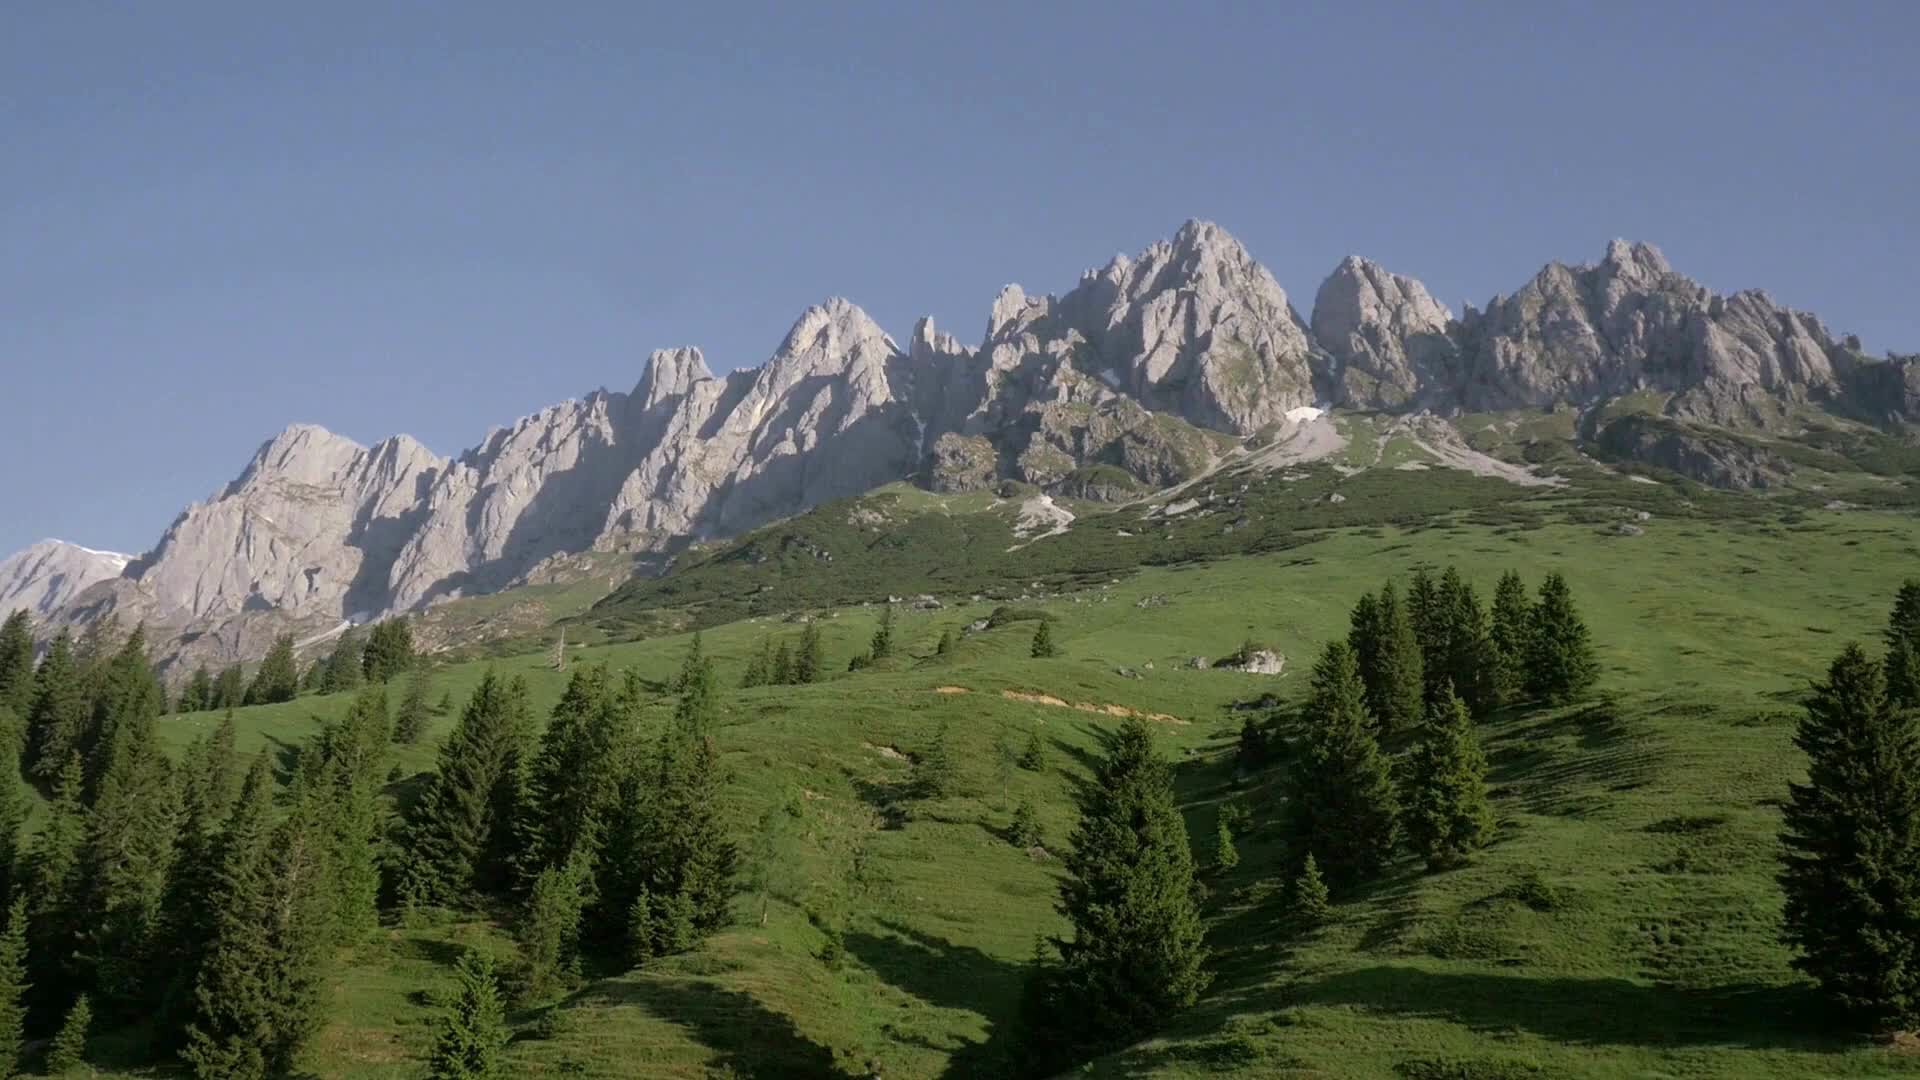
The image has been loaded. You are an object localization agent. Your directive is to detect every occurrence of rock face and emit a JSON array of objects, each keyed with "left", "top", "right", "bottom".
[
  {"left": 7, "top": 219, "right": 1911, "bottom": 671},
  {"left": 0, "top": 542, "right": 131, "bottom": 618}
]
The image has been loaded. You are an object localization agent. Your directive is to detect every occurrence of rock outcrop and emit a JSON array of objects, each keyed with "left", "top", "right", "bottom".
[
  {"left": 7, "top": 219, "right": 1910, "bottom": 672},
  {"left": 0, "top": 541, "right": 131, "bottom": 618}
]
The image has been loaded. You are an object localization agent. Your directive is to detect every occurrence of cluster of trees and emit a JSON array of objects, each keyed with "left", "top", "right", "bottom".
[
  {"left": 0, "top": 607, "right": 735, "bottom": 1077},
  {"left": 1780, "top": 581, "right": 1920, "bottom": 1031},
  {"left": 740, "top": 621, "right": 825, "bottom": 688},
  {"left": 172, "top": 617, "right": 417, "bottom": 714}
]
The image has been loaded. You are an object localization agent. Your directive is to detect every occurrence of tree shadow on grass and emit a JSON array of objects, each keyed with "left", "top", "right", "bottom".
[
  {"left": 563, "top": 975, "right": 853, "bottom": 1079},
  {"left": 844, "top": 917, "right": 1031, "bottom": 1079},
  {"left": 1296, "top": 965, "right": 1847, "bottom": 1051}
]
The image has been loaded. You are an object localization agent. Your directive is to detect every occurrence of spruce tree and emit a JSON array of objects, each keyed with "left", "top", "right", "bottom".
[
  {"left": 1347, "top": 589, "right": 1381, "bottom": 703},
  {"left": 794, "top": 622, "right": 823, "bottom": 684},
  {"left": 1009, "top": 797, "right": 1042, "bottom": 849},
  {"left": 183, "top": 666, "right": 215, "bottom": 714},
  {"left": 741, "top": 636, "right": 773, "bottom": 689},
  {"left": 671, "top": 631, "right": 705, "bottom": 693},
  {"left": 1029, "top": 716, "right": 1208, "bottom": 1055},
  {"left": 1780, "top": 644, "right": 1920, "bottom": 1028},
  {"left": 395, "top": 668, "right": 433, "bottom": 744},
  {"left": 1434, "top": 568, "right": 1500, "bottom": 714},
  {"left": 246, "top": 634, "right": 300, "bottom": 706},
  {"left": 403, "top": 672, "right": 535, "bottom": 905},
  {"left": 362, "top": 618, "right": 416, "bottom": 683},
  {"left": 300, "top": 661, "right": 325, "bottom": 695},
  {"left": 322, "top": 628, "right": 364, "bottom": 694},
  {"left": 1018, "top": 729, "right": 1045, "bottom": 772},
  {"left": 1286, "top": 641, "right": 1399, "bottom": 887},
  {"left": 914, "top": 721, "right": 959, "bottom": 799},
  {"left": 1402, "top": 688, "right": 1496, "bottom": 870},
  {"left": 47, "top": 992, "right": 90, "bottom": 1074},
  {"left": 1031, "top": 620, "right": 1059, "bottom": 659},
  {"left": 518, "top": 853, "right": 592, "bottom": 1000},
  {"left": 0, "top": 896, "right": 27, "bottom": 1078},
  {"left": 25, "top": 633, "right": 84, "bottom": 781},
  {"left": 936, "top": 628, "right": 955, "bottom": 657},
  {"left": 428, "top": 950, "right": 509, "bottom": 1079},
  {"left": 870, "top": 606, "right": 895, "bottom": 661},
  {"left": 1212, "top": 814, "right": 1240, "bottom": 873},
  {"left": 1290, "top": 854, "right": 1332, "bottom": 929},
  {"left": 1407, "top": 567, "right": 1442, "bottom": 659},
  {"left": 521, "top": 666, "right": 626, "bottom": 879},
  {"left": 1489, "top": 570, "right": 1531, "bottom": 707},
  {"left": 152, "top": 726, "right": 241, "bottom": 1047},
  {"left": 1367, "top": 583, "right": 1424, "bottom": 734},
  {"left": 0, "top": 741, "right": 25, "bottom": 910},
  {"left": 0, "top": 611, "right": 33, "bottom": 720},
  {"left": 770, "top": 640, "right": 794, "bottom": 686},
  {"left": 1524, "top": 572, "right": 1599, "bottom": 705},
  {"left": 312, "top": 685, "right": 390, "bottom": 941},
  {"left": 24, "top": 755, "right": 87, "bottom": 1010},
  {"left": 212, "top": 665, "right": 246, "bottom": 712},
  {"left": 1885, "top": 581, "right": 1920, "bottom": 710}
]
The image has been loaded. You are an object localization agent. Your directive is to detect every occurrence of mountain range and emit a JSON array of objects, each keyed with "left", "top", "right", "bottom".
[{"left": 8, "top": 220, "right": 1914, "bottom": 674}]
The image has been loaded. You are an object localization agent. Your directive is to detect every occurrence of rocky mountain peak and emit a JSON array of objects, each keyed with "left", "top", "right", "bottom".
[
  {"left": 0, "top": 541, "right": 132, "bottom": 619},
  {"left": 636, "top": 347, "right": 714, "bottom": 409},
  {"left": 1312, "top": 255, "right": 1457, "bottom": 409}
]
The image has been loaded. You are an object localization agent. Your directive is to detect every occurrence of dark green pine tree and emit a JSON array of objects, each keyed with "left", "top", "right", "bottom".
[
  {"left": 1346, "top": 589, "right": 1381, "bottom": 701},
  {"left": 1290, "top": 853, "right": 1332, "bottom": 929},
  {"left": 23, "top": 755, "right": 88, "bottom": 1012},
  {"left": 426, "top": 949, "right": 510, "bottom": 1080},
  {"left": 322, "top": 628, "right": 365, "bottom": 694},
  {"left": 1019, "top": 729, "right": 1046, "bottom": 772},
  {"left": 0, "top": 896, "right": 27, "bottom": 1078},
  {"left": 1524, "top": 572, "right": 1600, "bottom": 705},
  {"left": 1884, "top": 581, "right": 1920, "bottom": 711},
  {"left": 362, "top": 618, "right": 416, "bottom": 684},
  {"left": 1489, "top": 570, "right": 1531, "bottom": 707},
  {"left": 300, "top": 661, "right": 325, "bottom": 695},
  {"left": 26, "top": 632, "right": 85, "bottom": 781},
  {"left": 1025, "top": 716, "right": 1209, "bottom": 1059},
  {"left": 1030, "top": 620, "right": 1059, "bottom": 659},
  {"left": 1407, "top": 567, "right": 1442, "bottom": 660},
  {"left": 1402, "top": 688, "right": 1496, "bottom": 870},
  {"left": 1286, "top": 641, "right": 1399, "bottom": 887},
  {"left": 794, "top": 622, "right": 824, "bottom": 685},
  {"left": 936, "top": 628, "right": 955, "bottom": 657},
  {"left": 246, "top": 634, "right": 301, "bottom": 706},
  {"left": 671, "top": 632, "right": 705, "bottom": 693},
  {"left": 914, "top": 720, "right": 959, "bottom": 800},
  {"left": 72, "top": 672, "right": 179, "bottom": 1011},
  {"left": 46, "top": 991, "right": 90, "bottom": 1074},
  {"left": 1008, "top": 797, "right": 1042, "bottom": 849},
  {"left": 395, "top": 668, "right": 433, "bottom": 745},
  {"left": 151, "top": 726, "right": 243, "bottom": 1048},
  {"left": 182, "top": 666, "right": 215, "bottom": 714},
  {"left": 310, "top": 685, "right": 391, "bottom": 941},
  {"left": 1434, "top": 568, "right": 1501, "bottom": 715},
  {"left": 184, "top": 756, "right": 335, "bottom": 1078},
  {"left": 403, "top": 672, "right": 535, "bottom": 906},
  {"left": 1780, "top": 644, "right": 1920, "bottom": 1029},
  {"left": 517, "top": 852, "right": 593, "bottom": 1000},
  {"left": 870, "top": 606, "right": 895, "bottom": 661},
  {"left": 0, "top": 611, "right": 34, "bottom": 720},
  {"left": 1366, "top": 583, "right": 1424, "bottom": 734},
  {"left": 770, "top": 640, "right": 794, "bottom": 686},
  {"left": 0, "top": 740, "right": 26, "bottom": 910},
  {"left": 520, "top": 665, "right": 628, "bottom": 879},
  {"left": 80, "top": 624, "right": 165, "bottom": 794},
  {"left": 741, "top": 637, "right": 773, "bottom": 689},
  {"left": 212, "top": 665, "right": 247, "bottom": 712}
]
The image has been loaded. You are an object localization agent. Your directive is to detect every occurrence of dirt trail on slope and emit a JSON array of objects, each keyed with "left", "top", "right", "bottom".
[{"left": 999, "top": 689, "right": 1187, "bottom": 725}]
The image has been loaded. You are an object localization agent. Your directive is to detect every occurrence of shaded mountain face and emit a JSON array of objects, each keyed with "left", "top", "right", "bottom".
[{"left": 9, "top": 220, "right": 1912, "bottom": 671}]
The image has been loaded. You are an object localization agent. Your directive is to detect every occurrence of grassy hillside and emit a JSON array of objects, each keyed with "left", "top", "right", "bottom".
[{"left": 81, "top": 495, "right": 1920, "bottom": 1079}]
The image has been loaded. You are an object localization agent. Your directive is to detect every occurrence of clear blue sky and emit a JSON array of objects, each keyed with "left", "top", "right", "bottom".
[{"left": 4, "top": 2, "right": 1915, "bottom": 558}]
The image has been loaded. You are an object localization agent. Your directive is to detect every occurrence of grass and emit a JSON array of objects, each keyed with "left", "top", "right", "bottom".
[{"left": 66, "top": 480, "right": 1920, "bottom": 1077}]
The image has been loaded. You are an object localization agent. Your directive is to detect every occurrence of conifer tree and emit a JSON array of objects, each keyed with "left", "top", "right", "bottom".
[
  {"left": 936, "top": 628, "right": 955, "bottom": 657},
  {"left": 403, "top": 672, "right": 535, "bottom": 905},
  {"left": 311, "top": 685, "right": 390, "bottom": 941},
  {"left": 1524, "top": 572, "right": 1599, "bottom": 704},
  {"left": 1489, "top": 570, "right": 1531, "bottom": 707},
  {"left": 362, "top": 618, "right": 416, "bottom": 683},
  {"left": 1290, "top": 854, "right": 1332, "bottom": 929},
  {"left": 300, "top": 661, "right": 325, "bottom": 695},
  {"left": 184, "top": 756, "right": 334, "bottom": 1078},
  {"left": 0, "top": 896, "right": 27, "bottom": 1078},
  {"left": 1027, "top": 717, "right": 1208, "bottom": 1056},
  {"left": 1030, "top": 620, "right": 1059, "bottom": 659},
  {"left": 0, "top": 611, "right": 33, "bottom": 720},
  {"left": 1212, "top": 813, "right": 1240, "bottom": 873},
  {"left": 47, "top": 992, "right": 89, "bottom": 1074},
  {"left": 1407, "top": 567, "right": 1442, "bottom": 658},
  {"left": 246, "top": 634, "right": 300, "bottom": 706},
  {"left": 395, "top": 668, "right": 433, "bottom": 745},
  {"left": 518, "top": 853, "right": 592, "bottom": 1000},
  {"left": 322, "top": 628, "right": 364, "bottom": 694},
  {"left": 212, "top": 665, "right": 246, "bottom": 712},
  {"left": 1780, "top": 644, "right": 1920, "bottom": 1028},
  {"left": 521, "top": 666, "right": 626, "bottom": 879},
  {"left": 0, "top": 741, "right": 25, "bottom": 909},
  {"left": 1347, "top": 589, "right": 1381, "bottom": 694},
  {"left": 1433, "top": 568, "right": 1500, "bottom": 713},
  {"left": 671, "top": 632, "right": 705, "bottom": 693},
  {"left": 152, "top": 727, "right": 241, "bottom": 1046},
  {"left": 870, "top": 606, "right": 895, "bottom": 661},
  {"left": 741, "top": 637, "right": 773, "bottom": 689},
  {"left": 794, "top": 622, "right": 823, "bottom": 684},
  {"left": 26, "top": 633, "right": 84, "bottom": 781},
  {"left": 183, "top": 666, "right": 215, "bottom": 714},
  {"left": 1286, "top": 641, "right": 1399, "bottom": 887},
  {"left": 1885, "top": 581, "right": 1920, "bottom": 711},
  {"left": 1018, "top": 729, "right": 1045, "bottom": 772},
  {"left": 914, "top": 720, "right": 959, "bottom": 800},
  {"left": 1366, "top": 583, "right": 1424, "bottom": 734},
  {"left": 1402, "top": 688, "right": 1496, "bottom": 870},
  {"left": 24, "top": 755, "right": 87, "bottom": 1009},
  {"left": 1008, "top": 796, "right": 1042, "bottom": 850},
  {"left": 770, "top": 640, "right": 794, "bottom": 686},
  {"left": 428, "top": 950, "right": 509, "bottom": 1079}
]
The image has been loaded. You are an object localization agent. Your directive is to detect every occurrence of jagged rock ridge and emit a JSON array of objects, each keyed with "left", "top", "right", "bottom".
[
  {"left": 0, "top": 542, "right": 132, "bottom": 619},
  {"left": 8, "top": 220, "right": 1913, "bottom": 672}
]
